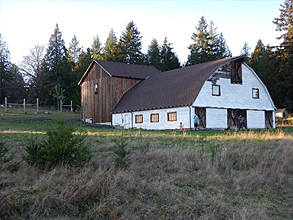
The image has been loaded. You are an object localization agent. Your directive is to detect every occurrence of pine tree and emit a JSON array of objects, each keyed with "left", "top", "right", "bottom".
[
  {"left": 248, "top": 40, "right": 276, "bottom": 102},
  {"left": 6, "top": 64, "right": 27, "bottom": 103},
  {"left": 187, "top": 16, "right": 214, "bottom": 65},
  {"left": 216, "top": 32, "right": 232, "bottom": 59},
  {"left": 103, "top": 29, "right": 119, "bottom": 62},
  {"left": 68, "top": 35, "right": 82, "bottom": 64},
  {"left": 273, "top": 0, "right": 293, "bottom": 110},
  {"left": 160, "top": 37, "right": 180, "bottom": 72},
  {"left": 41, "top": 24, "right": 71, "bottom": 106},
  {"left": 240, "top": 42, "right": 251, "bottom": 61},
  {"left": 91, "top": 34, "right": 102, "bottom": 60},
  {"left": 146, "top": 38, "right": 161, "bottom": 70},
  {"left": 119, "top": 21, "right": 143, "bottom": 64},
  {"left": 71, "top": 48, "right": 92, "bottom": 108},
  {"left": 0, "top": 34, "right": 11, "bottom": 103}
]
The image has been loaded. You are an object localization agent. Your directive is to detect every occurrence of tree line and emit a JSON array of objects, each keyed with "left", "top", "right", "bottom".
[{"left": 0, "top": 0, "right": 292, "bottom": 111}]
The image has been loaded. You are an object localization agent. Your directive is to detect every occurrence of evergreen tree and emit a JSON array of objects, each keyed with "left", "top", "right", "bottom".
[
  {"left": 146, "top": 38, "right": 161, "bottom": 70},
  {"left": 0, "top": 34, "right": 11, "bottom": 103},
  {"left": 216, "top": 32, "right": 232, "bottom": 59},
  {"left": 273, "top": 0, "right": 293, "bottom": 110},
  {"left": 187, "top": 16, "right": 214, "bottom": 65},
  {"left": 6, "top": 64, "right": 27, "bottom": 103},
  {"left": 68, "top": 35, "right": 82, "bottom": 64},
  {"left": 40, "top": 24, "right": 71, "bottom": 106},
  {"left": 208, "top": 21, "right": 219, "bottom": 60},
  {"left": 248, "top": 40, "right": 276, "bottom": 102},
  {"left": 240, "top": 42, "right": 251, "bottom": 61},
  {"left": 160, "top": 37, "right": 180, "bottom": 72},
  {"left": 119, "top": 21, "right": 143, "bottom": 64},
  {"left": 103, "top": 29, "right": 119, "bottom": 62},
  {"left": 71, "top": 48, "right": 92, "bottom": 108},
  {"left": 91, "top": 34, "right": 103, "bottom": 60}
]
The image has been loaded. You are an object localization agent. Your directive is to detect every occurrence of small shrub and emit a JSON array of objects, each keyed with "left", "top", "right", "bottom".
[
  {"left": 113, "top": 137, "right": 130, "bottom": 169},
  {"left": 22, "top": 117, "right": 92, "bottom": 169}
]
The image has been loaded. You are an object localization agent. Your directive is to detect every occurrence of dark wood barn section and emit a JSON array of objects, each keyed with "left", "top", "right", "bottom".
[{"left": 78, "top": 60, "right": 160, "bottom": 124}]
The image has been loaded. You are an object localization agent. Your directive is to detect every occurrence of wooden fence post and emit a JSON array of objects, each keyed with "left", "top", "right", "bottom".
[
  {"left": 36, "top": 98, "right": 39, "bottom": 113},
  {"left": 23, "top": 99, "right": 26, "bottom": 114},
  {"left": 5, "top": 97, "right": 7, "bottom": 112},
  {"left": 60, "top": 100, "right": 62, "bottom": 112}
]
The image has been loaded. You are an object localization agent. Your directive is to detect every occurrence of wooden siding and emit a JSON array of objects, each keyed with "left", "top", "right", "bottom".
[{"left": 80, "top": 63, "right": 140, "bottom": 123}]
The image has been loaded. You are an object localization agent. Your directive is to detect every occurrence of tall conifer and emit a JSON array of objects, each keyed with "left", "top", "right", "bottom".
[
  {"left": 119, "top": 21, "right": 143, "bottom": 64},
  {"left": 160, "top": 37, "right": 180, "bottom": 72},
  {"left": 146, "top": 38, "right": 161, "bottom": 70},
  {"left": 273, "top": 0, "right": 293, "bottom": 110},
  {"left": 40, "top": 24, "right": 71, "bottom": 106}
]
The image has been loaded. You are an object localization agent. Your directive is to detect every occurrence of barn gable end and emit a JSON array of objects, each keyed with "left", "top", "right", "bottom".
[{"left": 79, "top": 60, "right": 159, "bottom": 124}]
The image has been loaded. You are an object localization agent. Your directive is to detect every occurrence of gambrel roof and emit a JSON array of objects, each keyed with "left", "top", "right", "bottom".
[
  {"left": 78, "top": 60, "right": 160, "bottom": 85},
  {"left": 112, "top": 56, "right": 245, "bottom": 113}
]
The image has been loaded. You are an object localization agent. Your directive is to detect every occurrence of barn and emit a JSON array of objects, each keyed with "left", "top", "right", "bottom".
[
  {"left": 79, "top": 56, "right": 276, "bottom": 130},
  {"left": 111, "top": 56, "right": 276, "bottom": 130},
  {"left": 78, "top": 60, "right": 160, "bottom": 124}
]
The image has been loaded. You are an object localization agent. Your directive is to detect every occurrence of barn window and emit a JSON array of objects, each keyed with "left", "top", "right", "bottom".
[
  {"left": 151, "top": 113, "right": 159, "bottom": 122},
  {"left": 94, "top": 83, "right": 98, "bottom": 94},
  {"left": 135, "top": 115, "right": 143, "bottom": 123},
  {"left": 212, "top": 85, "right": 220, "bottom": 96},
  {"left": 167, "top": 112, "right": 177, "bottom": 121},
  {"left": 252, "top": 88, "right": 259, "bottom": 99},
  {"left": 231, "top": 60, "right": 242, "bottom": 84}
]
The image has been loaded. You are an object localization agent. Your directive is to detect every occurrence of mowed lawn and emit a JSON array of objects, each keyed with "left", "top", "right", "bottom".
[{"left": 1, "top": 108, "right": 293, "bottom": 219}]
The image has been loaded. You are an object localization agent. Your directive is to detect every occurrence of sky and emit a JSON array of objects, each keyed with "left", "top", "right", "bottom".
[{"left": 0, "top": 0, "right": 284, "bottom": 65}]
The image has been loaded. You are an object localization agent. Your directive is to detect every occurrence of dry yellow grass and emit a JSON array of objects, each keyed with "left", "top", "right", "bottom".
[{"left": 1, "top": 128, "right": 293, "bottom": 219}]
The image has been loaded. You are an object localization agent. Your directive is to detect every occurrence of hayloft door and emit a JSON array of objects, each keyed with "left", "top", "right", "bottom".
[
  {"left": 265, "top": 111, "right": 273, "bottom": 129},
  {"left": 195, "top": 107, "right": 206, "bottom": 128}
]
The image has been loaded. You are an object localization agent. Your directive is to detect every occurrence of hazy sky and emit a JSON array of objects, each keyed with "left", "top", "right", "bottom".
[{"left": 0, "top": 0, "right": 284, "bottom": 64}]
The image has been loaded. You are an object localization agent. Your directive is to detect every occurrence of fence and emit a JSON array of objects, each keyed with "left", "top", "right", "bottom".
[{"left": 2, "top": 97, "right": 73, "bottom": 113}]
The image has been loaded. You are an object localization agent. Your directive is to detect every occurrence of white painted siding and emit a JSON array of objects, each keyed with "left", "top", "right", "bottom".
[
  {"left": 193, "top": 64, "right": 275, "bottom": 111},
  {"left": 247, "top": 110, "right": 265, "bottom": 129},
  {"left": 112, "top": 106, "right": 191, "bottom": 130},
  {"left": 206, "top": 108, "right": 227, "bottom": 129}
]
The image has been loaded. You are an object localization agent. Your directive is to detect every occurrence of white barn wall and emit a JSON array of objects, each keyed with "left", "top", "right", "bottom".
[
  {"left": 206, "top": 108, "right": 228, "bottom": 129},
  {"left": 112, "top": 106, "right": 191, "bottom": 130},
  {"left": 193, "top": 64, "right": 275, "bottom": 111},
  {"left": 247, "top": 110, "right": 265, "bottom": 129}
]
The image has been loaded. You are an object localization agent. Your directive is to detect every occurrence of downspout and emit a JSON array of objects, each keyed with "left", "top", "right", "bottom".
[
  {"left": 189, "top": 106, "right": 192, "bottom": 129},
  {"left": 131, "top": 112, "right": 133, "bottom": 128}
]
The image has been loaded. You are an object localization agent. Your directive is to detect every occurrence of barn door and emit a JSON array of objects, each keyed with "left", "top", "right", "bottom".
[
  {"left": 196, "top": 107, "right": 206, "bottom": 128},
  {"left": 265, "top": 111, "right": 273, "bottom": 129},
  {"left": 227, "top": 109, "right": 247, "bottom": 130}
]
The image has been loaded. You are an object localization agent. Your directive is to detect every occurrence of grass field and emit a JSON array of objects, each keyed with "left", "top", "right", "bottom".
[{"left": 1, "top": 108, "right": 293, "bottom": 219}]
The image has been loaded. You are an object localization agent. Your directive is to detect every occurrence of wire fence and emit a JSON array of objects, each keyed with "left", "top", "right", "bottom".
[{"left": 1, "top": 97, "right": 73, "bottom": 114}]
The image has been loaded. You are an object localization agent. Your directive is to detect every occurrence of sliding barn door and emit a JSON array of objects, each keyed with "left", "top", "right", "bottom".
[
  {"left": 265, "top": 111, "right": 273, "bottom": 129},
  {"left": 196, "top": 107, "right": 206, "bottom": 128},
  {"left": 227, "top": 109, "right": 247, "bottom": 130}
]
